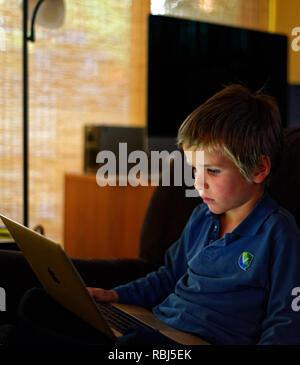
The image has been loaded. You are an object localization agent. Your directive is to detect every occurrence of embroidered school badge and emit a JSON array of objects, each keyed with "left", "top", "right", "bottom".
[{"left": 238, "top": 252, "right": 254, "bottom": 271}]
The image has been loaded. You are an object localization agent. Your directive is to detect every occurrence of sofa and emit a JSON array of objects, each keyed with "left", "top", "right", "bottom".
[{"left": 1, "top": 127, "right": 300, "bottom": 329}]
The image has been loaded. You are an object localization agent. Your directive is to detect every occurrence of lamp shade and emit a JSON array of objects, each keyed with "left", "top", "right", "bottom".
[{"left": 28, "top": 0, "right": 65, "bottom": 29}]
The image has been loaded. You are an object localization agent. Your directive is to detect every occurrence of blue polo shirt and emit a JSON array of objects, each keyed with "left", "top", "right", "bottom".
[{"left": 114, "top": 192, "right": 300, "bottom": 345}]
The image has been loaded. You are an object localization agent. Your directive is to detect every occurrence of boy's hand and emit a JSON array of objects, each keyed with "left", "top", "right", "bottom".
[{"left": 87, "top": 287, "right": 119, "bottom": 303}]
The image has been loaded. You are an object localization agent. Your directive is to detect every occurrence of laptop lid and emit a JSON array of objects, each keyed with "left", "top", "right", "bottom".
[{"left": 0, "top": 214, "right": 116, "bottom": 340}]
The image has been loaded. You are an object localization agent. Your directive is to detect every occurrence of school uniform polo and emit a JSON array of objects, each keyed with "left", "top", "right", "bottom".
[{"left": 114, "top": 192, "right": 300, "bottom": 345}]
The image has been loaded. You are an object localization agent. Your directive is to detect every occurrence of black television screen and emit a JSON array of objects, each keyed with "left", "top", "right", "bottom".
[{"left": 147, "top": 15, "right": 288, "bottom": 140}]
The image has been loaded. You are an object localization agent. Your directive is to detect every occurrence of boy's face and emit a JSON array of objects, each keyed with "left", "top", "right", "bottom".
[{"left": 184, "top": 147, "right": 264, "bottom": 218}]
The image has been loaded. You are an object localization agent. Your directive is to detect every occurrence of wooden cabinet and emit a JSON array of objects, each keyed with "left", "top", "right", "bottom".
[{"left": 63, "top": 173, "right": 155, "bottom": 259}]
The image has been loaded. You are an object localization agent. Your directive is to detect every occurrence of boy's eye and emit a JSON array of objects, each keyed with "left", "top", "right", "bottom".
[
  {"left": 192, "top": 167, "right": 220, "bottom": 177},
  {"left": 207, "top": 168, "right": 220, "bottom": 175}
]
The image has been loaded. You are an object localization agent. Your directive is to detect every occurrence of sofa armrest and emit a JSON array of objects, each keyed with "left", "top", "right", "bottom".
[{"left": 0, "top": 250, "right": 157, "bottom": 325}]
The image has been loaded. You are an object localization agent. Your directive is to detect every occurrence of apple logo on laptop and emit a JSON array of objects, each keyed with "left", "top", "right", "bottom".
[{"left": 48, "top": 267, "right": 60, "bottom": 284}]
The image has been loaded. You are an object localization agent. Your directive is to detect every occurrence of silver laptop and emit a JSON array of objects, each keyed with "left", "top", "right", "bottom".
[{"left": 0, "top": 214, "right": 208, "bottom": 345}]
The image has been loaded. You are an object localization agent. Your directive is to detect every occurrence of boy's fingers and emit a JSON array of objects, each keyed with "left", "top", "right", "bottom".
[
  {"left": 87, "top": 287, "right": 103, "bottom": 300},
  {"left": 87, "top": 287, "right": 105, "bottom": 301},
  {"left": 87, "top": 287, "right": 118, "bottom": 303},
  {"left": 94, "top": 288, "right": 109, "bottom": 302}
]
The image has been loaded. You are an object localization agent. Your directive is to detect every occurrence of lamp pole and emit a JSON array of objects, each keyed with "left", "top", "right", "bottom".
[{"left": 22, "top": 0, "right": 44, "bottom": 227}]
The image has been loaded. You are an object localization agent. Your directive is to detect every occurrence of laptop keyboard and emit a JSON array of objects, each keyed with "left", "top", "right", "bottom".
[{"left": 97, "top": 302, "right": 153, "bottom": 334}]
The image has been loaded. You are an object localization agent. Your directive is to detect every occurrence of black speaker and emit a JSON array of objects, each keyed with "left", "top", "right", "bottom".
[{"left": 83, "top": 125, "right": 147, "bottom": 173}]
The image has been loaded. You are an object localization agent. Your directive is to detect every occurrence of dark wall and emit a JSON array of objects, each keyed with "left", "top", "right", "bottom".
[{"left": 287, "top": 84, "right": 300, "bottom": 127}]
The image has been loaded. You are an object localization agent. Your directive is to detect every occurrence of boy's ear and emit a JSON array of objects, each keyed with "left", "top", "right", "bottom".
[{"left": 252, "top": 155, "right": 271, "bottom": 183}]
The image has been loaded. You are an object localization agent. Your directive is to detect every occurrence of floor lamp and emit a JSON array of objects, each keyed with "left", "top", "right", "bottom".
[{"left": 22, "top": 0, "right": 64, "bottom": 226}]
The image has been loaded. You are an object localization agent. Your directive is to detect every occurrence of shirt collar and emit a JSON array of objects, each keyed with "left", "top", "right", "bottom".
[{"left": 204, "top": 191, "right": 279, "bottom": 237}]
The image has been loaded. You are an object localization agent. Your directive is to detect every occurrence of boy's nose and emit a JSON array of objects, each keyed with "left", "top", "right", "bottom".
[{"left": 194, "top": 175, "right": 208, "bottom": 191}]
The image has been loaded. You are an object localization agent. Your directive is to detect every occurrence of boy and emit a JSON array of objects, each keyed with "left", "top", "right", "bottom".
[{"left": 89, "top": 84, "right": 300, "bottom": 345}]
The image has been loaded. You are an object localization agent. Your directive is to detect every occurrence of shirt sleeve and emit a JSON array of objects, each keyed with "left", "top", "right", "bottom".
[
  {"left": 257, "top": 216, "right": 300, "bottom": 345},
  {"left": 113, "top": 204, "right": 202, "bottom": 309}
]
